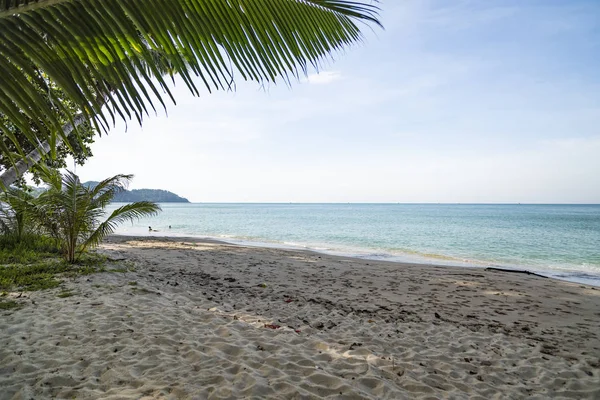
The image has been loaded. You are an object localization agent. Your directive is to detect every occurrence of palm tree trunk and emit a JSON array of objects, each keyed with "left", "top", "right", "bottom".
[{"left": 0, "top": 114, "right": 86, "bottom": 188}]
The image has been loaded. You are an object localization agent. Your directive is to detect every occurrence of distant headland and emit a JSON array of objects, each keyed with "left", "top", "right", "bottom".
[{"left": 82, "top": 181, "right": 190, "bottom": 203}]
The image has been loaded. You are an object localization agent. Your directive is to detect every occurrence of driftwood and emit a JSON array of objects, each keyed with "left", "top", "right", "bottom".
[{"left": 485, "top": 267, "right": 548, "bottom": 279}]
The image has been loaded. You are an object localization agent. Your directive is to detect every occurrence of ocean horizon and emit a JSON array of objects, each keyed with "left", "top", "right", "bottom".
[{"left": 107, "top": 203, "right": 600, "bottom": 286}]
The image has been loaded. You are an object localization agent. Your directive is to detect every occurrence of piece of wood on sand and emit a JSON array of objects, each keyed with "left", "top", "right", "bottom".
[{"left": 485, "top": 267, "right": 548, "bottom": 278}]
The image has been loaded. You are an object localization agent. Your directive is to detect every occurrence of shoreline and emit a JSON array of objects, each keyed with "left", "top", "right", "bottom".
[
  {"left": 1, "top": 235, "right": 599, "bottom": 398},
  {"left": 118, "top": 232, "right": 600, "bottom": 287}
]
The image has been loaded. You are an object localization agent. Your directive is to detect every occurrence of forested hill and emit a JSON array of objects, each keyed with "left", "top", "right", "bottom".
[
  {"left": 82, "top": 182, "right": 190, "bottom": 203},
  {"left": 113, "top": 189, "right": 190, "bottom": 203}
]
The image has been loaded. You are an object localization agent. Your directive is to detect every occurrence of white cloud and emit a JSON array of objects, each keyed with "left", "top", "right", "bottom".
[{"left": 305, "top": 71, "right": 343, "bottom": 85}]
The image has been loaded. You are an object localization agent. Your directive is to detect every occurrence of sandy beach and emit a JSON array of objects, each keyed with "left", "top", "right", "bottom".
[{"left": 1, "top": 235, "right": 599, "bottom": 399}]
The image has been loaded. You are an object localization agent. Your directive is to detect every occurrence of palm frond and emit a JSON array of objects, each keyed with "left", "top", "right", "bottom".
[
  {"left": 85, "top": 173, "right": 133, "bottom": 210},
  {"left": 0, "top": 0, "right": 381, "bottom": 165},
  {"left": 35, "top": 162, "right": 63, "bottom": 191},
  {"left": 88, "top": 174, "right": 132, "bottom": 197},
  {"left": 82, "top": 201, "right": 161, "bottom": 251}
]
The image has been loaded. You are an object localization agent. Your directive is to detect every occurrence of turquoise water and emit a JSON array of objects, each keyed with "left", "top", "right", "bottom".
[{"left": 108, "top": 203, "right": 600, "bottom": 286}]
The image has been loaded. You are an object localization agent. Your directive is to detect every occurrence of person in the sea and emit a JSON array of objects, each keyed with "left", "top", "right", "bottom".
[{"left": 149, "top": 226, "right": 158, "bottom": 232}]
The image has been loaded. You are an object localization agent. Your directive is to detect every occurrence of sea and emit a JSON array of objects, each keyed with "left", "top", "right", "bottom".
[{"left": 106, "top": 203, "right": 600, "bottom": 286}]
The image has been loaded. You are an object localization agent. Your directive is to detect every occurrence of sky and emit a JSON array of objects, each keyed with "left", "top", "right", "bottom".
[{"left": 72, "top": 0, "right": 600, "bottom": 203}]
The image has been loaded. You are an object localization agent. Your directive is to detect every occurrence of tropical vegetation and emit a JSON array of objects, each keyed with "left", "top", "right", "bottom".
[
  {"left": 0, "top": 169, "right": 158, "bottom": 303},
  {"left": 2, "top": 169, "right": 160, "bottom": 263}
]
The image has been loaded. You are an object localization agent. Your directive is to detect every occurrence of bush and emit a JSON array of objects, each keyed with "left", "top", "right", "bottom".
[{"left": 0, "top": 234, "right": 60, "bottom": 264}]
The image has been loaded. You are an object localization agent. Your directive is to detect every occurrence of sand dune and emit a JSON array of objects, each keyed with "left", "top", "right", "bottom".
[{"left": 1, "top": 235, "right": 599, "bottom": 399}]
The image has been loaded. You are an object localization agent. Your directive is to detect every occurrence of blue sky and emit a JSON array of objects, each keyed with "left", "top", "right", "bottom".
[{"left": 75, "top": 1, "right": 600, "bottom": 203}]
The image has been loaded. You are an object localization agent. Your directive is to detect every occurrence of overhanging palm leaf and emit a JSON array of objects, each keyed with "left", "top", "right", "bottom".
[{"left": 0, "top": 0, "right": 381, "bottom": 167}]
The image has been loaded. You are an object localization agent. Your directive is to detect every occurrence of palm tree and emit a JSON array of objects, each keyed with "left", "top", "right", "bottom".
[
  {"left": 33, "top": 168, "right": 161, "bottom": 263},
  {"left": 0, "top": 1, "right": 381, "bottom": 186}
]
